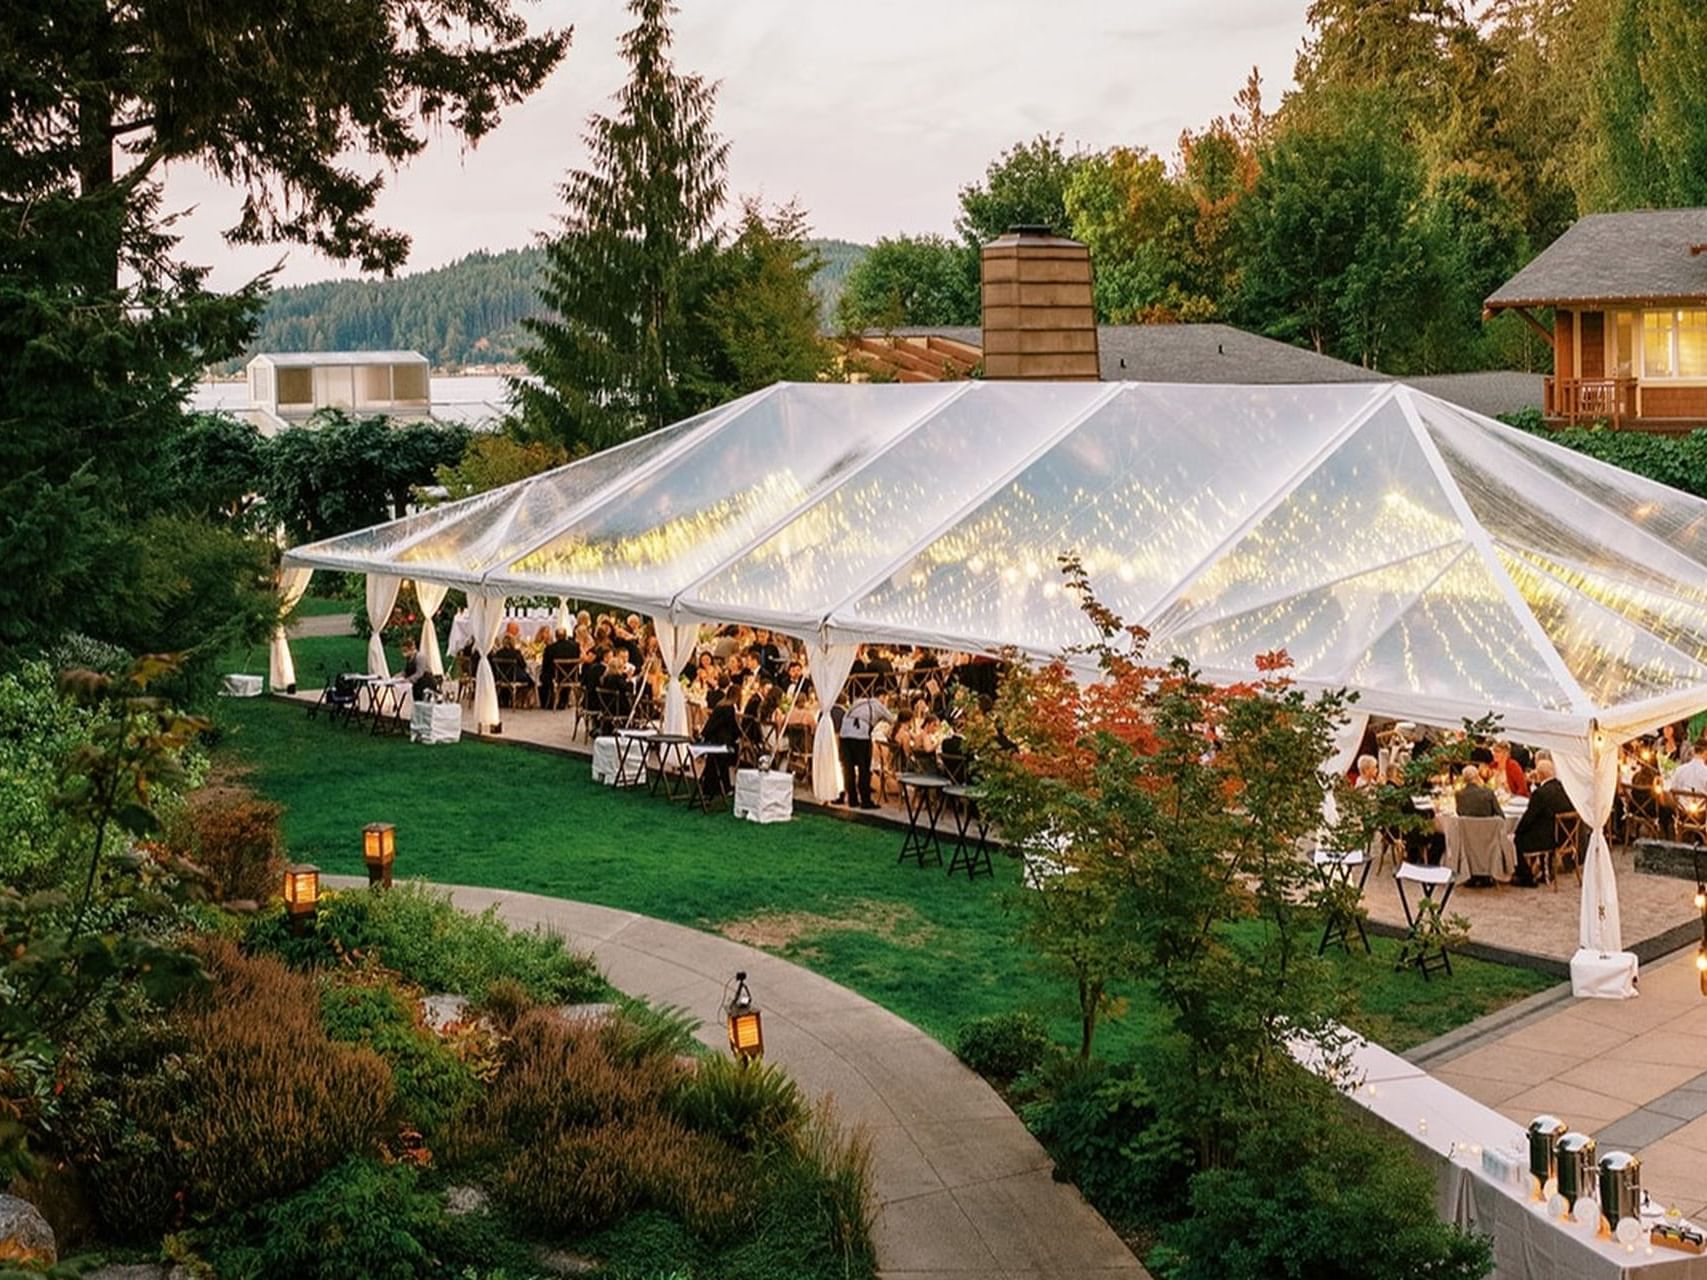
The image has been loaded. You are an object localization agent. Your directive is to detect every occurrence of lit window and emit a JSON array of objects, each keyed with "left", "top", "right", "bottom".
[
  {"left": 1679, "top": 310, "right": 1707, "bottom": 377},
  {"left": 1612, "top": 310, "right": 1635, "bottom": 377},
  {"left": 1644, "top": 312, "right": 1673, "bottom": 377}
]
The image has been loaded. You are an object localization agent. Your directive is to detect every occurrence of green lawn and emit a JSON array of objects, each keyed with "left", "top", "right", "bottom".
[
  {"left": 212, "top": 695, "right": 1552, "bottom": 1056},
  {"left": 291, "top": 594, "right": 356, "bottom": 618}
]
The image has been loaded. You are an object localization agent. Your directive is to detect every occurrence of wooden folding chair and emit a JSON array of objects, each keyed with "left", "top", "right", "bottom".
[{"left": 1673, "top": 790, "right": 1707, "bottom": 846}]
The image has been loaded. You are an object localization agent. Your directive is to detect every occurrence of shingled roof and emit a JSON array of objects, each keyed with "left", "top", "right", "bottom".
[
  {"left": 1486, "top": 209, "right": 1707, "bottom": 309},
  {"left": 882, "top": 322, "right": 1380, "bottom": 384}
]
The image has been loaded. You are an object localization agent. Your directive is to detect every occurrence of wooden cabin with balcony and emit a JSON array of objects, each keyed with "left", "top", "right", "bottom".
[{"left": 1484, "top": 209, "right": 1707, "bottom": 431}]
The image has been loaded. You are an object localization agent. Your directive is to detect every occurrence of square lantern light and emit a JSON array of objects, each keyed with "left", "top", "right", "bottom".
[
  {"left": 726, "top": 971, "right": 763, "bottom": 1062},
  {"left": 364, "top": 822, "right": 396, "bottom": 888},
  {"left": 283, "top": 864, "right": 320, "bottom": 934}
]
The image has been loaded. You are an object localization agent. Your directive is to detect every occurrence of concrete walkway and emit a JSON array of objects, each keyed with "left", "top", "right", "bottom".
[{"left": 327, "top": 876, "right": 1146, "bottom": 1280}]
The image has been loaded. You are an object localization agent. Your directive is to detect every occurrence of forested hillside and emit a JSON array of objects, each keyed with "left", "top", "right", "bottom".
[{"left": 244, "top": 239, "right": 867, "bottom": 368}]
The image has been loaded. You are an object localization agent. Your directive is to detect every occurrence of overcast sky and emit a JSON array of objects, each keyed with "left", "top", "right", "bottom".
[{"left": 166, "top": 0, "right": 1311, "bottom": 291}]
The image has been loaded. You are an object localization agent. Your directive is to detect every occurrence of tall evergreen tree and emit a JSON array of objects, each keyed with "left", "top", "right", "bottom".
[{"left": 515, "top": 0, "right": 729, "bottom": 452}]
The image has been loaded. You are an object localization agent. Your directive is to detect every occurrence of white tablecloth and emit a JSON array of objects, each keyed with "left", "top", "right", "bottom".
[
  {"left": 448, "top": 608, "right": 558, "bottom": 656},
  {"left": 733, "top": 769, "right": 794, "bottom": 823},
  {"left": 219, "top": 673, "right": 263, "bottom": 698},
  {"left": 1297, "top": 1037, "right": 1707, "bottom": 1279},
  {"left": 591, "top": 735, "right": 645, "bottom": 787},
  {"left": 410, "top": 700, "right": 462, "bottom": 745}
]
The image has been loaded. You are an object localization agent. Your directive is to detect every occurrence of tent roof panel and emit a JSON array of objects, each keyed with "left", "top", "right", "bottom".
[
  {"left": 1151, "top": 397, "right": 1464, "bottom": 636},
  {"left": 828, "top": 382, "right": 1382, "bottom": 655},
  {"left": 679, "top": 381, "right": 1109, "bottom": 627}
]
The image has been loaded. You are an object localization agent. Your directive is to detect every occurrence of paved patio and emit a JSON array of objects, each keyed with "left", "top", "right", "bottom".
[
  {"left": 1414, "top": 946, "right": 1707, "bottom": 1220},
  {"left": 1359, "top": 857, "right": 1699, "bottom": 969},
  {"left": 324, "top": 876, "right": 1146, "bottom": 1280}
]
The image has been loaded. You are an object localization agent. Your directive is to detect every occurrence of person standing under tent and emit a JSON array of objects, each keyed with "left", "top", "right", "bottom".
[{"left": 841, "top": 685, "right": 893, "bottom": 810}]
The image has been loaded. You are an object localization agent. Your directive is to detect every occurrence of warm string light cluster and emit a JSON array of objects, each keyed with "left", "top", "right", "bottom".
[
  {"left": 1501, "top": 549, "right": 1707, "bottom": 705},
  {"left": 1518, "top": 547, "right": 1707, "bottom": 669}
]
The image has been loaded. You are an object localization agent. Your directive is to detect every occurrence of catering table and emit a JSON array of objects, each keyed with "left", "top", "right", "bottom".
[
  {"left": 733, "top": 769, "right": 794, "bottom": 824},
  {"left": 410, "top": 699, "right": 462, "bottom": 745},
  {"left": 1298, "top": 1036, "right": 1707, "bottom": 1279},
  {"left": 591, "top": 735, "right": 645, "bottom": 787},
  {"left": 219, "top": 673, "right": 263, "bottom": 698},
  {"left": 350, "top": 674, "right": 411, "bottom": 735}
]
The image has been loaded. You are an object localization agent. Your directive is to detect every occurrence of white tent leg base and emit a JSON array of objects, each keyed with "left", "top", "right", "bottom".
[{"left": 1570, "top": 948, "right": 1637, "bottom": 1000}]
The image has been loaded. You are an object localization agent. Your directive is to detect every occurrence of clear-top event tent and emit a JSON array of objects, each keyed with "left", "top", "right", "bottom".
[{"left": 280, "top": 380, "right": 1707, "bottom": 975}]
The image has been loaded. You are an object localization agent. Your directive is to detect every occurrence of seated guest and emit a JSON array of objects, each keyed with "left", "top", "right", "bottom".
[
  {"left": 540, "top": 627, "right": 579, "bottom": 709},
  {"left": 1513, "top": 756, "right": 1574, "bottom": 886},
  {"left": 753, "top": 628, "right": 785, "bottom": 679},
  {"left": 1399, "top": 787, "right": 1446, "bottom": 866},
  {"left": 1455, "top": 764, "right": 1501, "bottom": 817},
  {"left": 399, "top": 638, "right": 435, "bottom": 699},
  {"left": 1492, "top": 741, "right": 1528, "bottom": 797},
  {"left": 1672, "top": 741, "right": 1707, "bottom": 796},
  {"left": 489, "top": 642, "right": 533, "bottom": 707},
  {"left": 1353, "top": 754, "right": 1380, "bottom": 789},
  {"left": 699, "top": 688, "right": 740, "bottom": 794},
  {"left": 581, "top": 644, "right": 610, "bottom": 703},
  {"left": 601, "top": 650, "right": 636, "bottom": 721},
  {"left": 784, "top": 657, "right": 812, "bottom": 699},
  {"left": 890, "top": 709, "right": 919, "bottom": 764}
]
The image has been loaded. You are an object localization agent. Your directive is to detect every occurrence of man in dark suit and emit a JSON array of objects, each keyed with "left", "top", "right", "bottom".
[
  {"left": 1455, "top": 764, "right": 1501, "bottom": 817},
  {"left": 699, "top": 688, "right": 740, "bottom": 795},
  {"left": 1513, "top": 757, "right": 1574, "bottom": 887},
  {"left": 753, "top": 629, "right": 785, "bottom": 680},
  {"left": 540, "top": 628, "right": 579, "bottom": 710}
]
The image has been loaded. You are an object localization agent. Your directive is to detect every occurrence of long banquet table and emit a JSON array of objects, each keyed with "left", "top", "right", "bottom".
[{"left": 1298, "top": 1037, "right": 1707, "bottom": 1279}]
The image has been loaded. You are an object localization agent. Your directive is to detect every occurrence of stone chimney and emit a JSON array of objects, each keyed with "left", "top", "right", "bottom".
[{"left": 980, "top": 225, "right": 1100, "bottom": 380}]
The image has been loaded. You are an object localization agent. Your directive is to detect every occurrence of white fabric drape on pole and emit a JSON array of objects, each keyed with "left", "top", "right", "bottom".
[
  {"left": 809, "top": 641, "right": 861, "bottom": 802},
  {"left": 1555, "top": 730, "right": 1624, "bottom": 956},
  {"left": 651, "top": 616, "right": 693, "bottom": 739},
  {"left": 415, "top": 581, "right": 449, "bottom": 676},
  {"left": 268, "top": 567, "right": 314, "bottom": 692},
  {"left": 364, "top": 573, "right": 403, "bottom": 677},
  {"left": 1319, "top": 710, "right": 1370, "bottom": 833},
  {"left": 556, "top": 597, "right": 573, "bottom": 634},
  {"left": 469, "top": 592, "right": 508, "bottom": 731}
]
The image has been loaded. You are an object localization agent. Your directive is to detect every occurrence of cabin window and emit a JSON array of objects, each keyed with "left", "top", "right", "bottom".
[
  {"left": 360, "top": 364, "right": 393, "bottom": 402},
  {"left": 1643, "top": 312, "right": 1673, "bottom": 376},
  {"left": 276, "top": 367, "right": 313, "bottom": 405},
  {"left": 1611, "top": 310, "right": 1636, "bottom": 377},
  {"left": 1640, "top": 308, "right": 1707, "bottom": 379},
  {"left": 1679, "top": 310, "right": 1707, "bottom": 377},
  {"left": 392, "top": 363, "right": 429, "bottom": 401}
]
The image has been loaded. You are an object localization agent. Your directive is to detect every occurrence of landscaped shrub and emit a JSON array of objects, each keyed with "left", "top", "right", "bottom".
[
  {"left": 65, "top": 938, "right": 393, "bottom": 1238},
  {"left": 319, "top": 975, "right": 478, "bottom": 1139},
  {"left": 1148, "top": 1094, "right": 1492, "bottom": 1280},
  {"left": 164, "top": 785, "right": 285, "bottom": 903},
  {"left": 194, "top": 1157, "right": 446, "bottom": 1280},
  {"left": 1019, "top": 1058, "right": 1192, "bottom": 1230},
  {"left": 671, "top": 1055, "right": 805, "bottom": 1151},
  {"left": 251, "top": 882, "right": 607, "bottom": 1004},
  {"left": 954, "top": 1011, "right": 1052, "bottom": 1083},
  {"left": 473, "top": 1009, "right": 745, "bottom": 1242}
]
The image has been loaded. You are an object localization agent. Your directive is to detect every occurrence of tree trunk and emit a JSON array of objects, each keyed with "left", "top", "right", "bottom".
[
  {"left": 1078, "top": 976, "right": 1102, "bottom": 1061},
  {"left": 76, "top": 87, "right": 120, "bottom": 294}
]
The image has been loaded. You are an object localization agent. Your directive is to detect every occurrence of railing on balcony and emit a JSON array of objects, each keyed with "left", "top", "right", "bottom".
[{"left": 1543, "top": 376, "right": 1638, "bottom": 427}]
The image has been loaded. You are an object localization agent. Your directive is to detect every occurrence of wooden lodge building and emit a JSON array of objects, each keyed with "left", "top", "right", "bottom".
[{"left": 1484, "top": 208, "right": 1707, "bottom": 431}]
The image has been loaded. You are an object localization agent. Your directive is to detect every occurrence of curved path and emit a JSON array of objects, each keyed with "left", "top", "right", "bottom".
[{"left": 329, "top": 877, "right": 1145, "bottom": 1280}]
